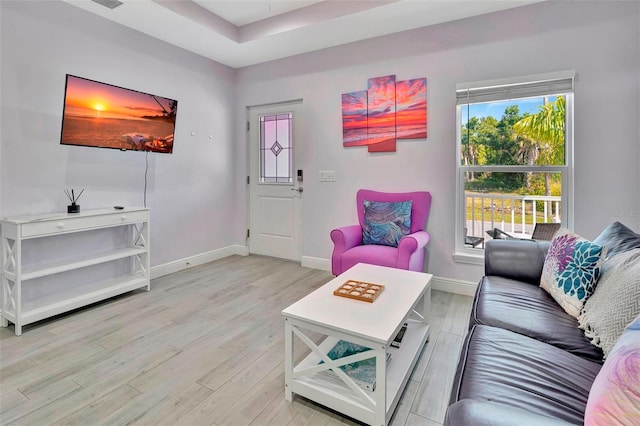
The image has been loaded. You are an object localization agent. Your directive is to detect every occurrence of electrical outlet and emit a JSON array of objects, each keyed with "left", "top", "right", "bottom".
[{"left": 319, "top": 170, "right": 336, "bottom": 182}]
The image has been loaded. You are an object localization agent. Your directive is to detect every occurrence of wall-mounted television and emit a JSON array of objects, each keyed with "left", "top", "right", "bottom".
[{"left": 60, "top": 74, "right": 177, "bottom": 153}]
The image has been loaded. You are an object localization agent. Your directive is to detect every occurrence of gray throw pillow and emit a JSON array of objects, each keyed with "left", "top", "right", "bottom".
[
  {"left": 593, "top": 221, "right": 640, "bottom": 259},
  {"left": 577, "top": 248, "right": 640, "bottom": 357}
]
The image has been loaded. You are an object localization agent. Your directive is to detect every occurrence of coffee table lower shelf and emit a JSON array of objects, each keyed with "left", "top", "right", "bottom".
[{"left": 285, "top": 319, "right": 430, "bottom": 426}]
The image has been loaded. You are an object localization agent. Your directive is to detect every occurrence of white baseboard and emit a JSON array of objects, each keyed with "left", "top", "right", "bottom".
[
  {"left": 431, "top": 276, "right": 477, "bottom": 297},
  {"left": 301, "top": 256, "right": 477, "bottom": 296},
  {"left": 0, "top": 250, "right": 475, "bottom": 320},
  {"left": 151, "top": 244, "right": 248, "bottom": 279},
  {"left": 0, "top": 245, "right": 246, "bottom": 318},
  {"left": 301, "top": 256, "right": 331, "bottom": 271},
  {"left": 155, "top": 249, "right": 476, "bottom": 296},
  {"left": 235, "top": 245, "right": 250, "bottom": 257}
]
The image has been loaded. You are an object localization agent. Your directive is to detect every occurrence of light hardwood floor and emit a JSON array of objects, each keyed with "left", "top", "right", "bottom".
[{"left": 0, "top": 255, "right": 473, "bottom": 426}]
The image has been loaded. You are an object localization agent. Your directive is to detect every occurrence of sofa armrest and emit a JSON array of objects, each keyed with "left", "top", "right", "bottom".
[
  {"left": 445, "top": 400, "right": 574, "bottom": 426},
  {"left": 484, "top": 239, "right": 550, "bottom": 285},
  {"left": 398, "top": 230, "right": 431, "bottom": 252},
  {"left": 330, "top": 225, "right": 363, "bottom": 275},
  {"left": 396, "top": 230, "right": 430, "bottom": 270},
  {"left": 330, "top": 224, "right": 363, "bottom": 251}
]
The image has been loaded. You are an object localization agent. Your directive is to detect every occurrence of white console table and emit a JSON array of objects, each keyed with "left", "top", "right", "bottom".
[{"left": 1, "top": 207, "right": 150, "bottom": 335}]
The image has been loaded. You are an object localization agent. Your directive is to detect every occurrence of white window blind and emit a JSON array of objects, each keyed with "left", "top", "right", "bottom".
[{"left": 456, "top": 77, "right": 574, "bottom": 105}]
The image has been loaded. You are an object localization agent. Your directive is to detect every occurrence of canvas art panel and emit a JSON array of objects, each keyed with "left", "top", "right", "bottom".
[
  {"left": 342, "top": 91, "right": 368, "bottom": 147},
  {"left": 396, "top": 78, "right": 427, "bottom": 139},
  {"left": 342, "top": 75, "right": 426, "bottom": 153},
  {"left": 367, "top": 75, "right": 397, "bottom": 152}
]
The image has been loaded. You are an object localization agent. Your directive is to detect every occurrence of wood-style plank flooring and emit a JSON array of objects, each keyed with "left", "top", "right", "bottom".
[{"left": 0, "top": 255, "right": 473, "bottom": 425}]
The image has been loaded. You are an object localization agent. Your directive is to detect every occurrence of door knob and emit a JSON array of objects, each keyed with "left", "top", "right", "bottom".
[{"left": 291, "top": 187, "right": 303, "bottom": 193}]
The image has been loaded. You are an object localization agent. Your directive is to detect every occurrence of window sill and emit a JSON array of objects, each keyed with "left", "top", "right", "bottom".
[{"left": 453, "top": 251, "right": 484, "bottom": 266}]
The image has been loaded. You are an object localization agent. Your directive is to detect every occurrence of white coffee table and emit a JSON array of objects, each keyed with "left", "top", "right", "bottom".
[{"left": 282, "top": 263, "right": 432, "bottom": 426}]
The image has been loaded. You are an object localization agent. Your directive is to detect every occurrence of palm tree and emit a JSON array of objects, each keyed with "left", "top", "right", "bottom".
[
  {"left": 513, "top": 96, "right": 565, "bottom": 195},
  {"left": 515, "top": 133, "right": 539, "bottom": 189}
]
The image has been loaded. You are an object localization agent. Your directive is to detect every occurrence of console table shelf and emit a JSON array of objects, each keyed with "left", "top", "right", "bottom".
[
  {"left": 2, "top": 273, "right": 148, "bottom": 327},
  {"left": 1, "top": 207, "right": 150, "bottom": 335},
  {"left": 5, "top": 247, "right": 147, "bottom": 281}
]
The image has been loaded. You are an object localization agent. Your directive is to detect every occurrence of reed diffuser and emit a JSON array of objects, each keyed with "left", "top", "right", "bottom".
[{"left": 64, "top": 188, "right": 84, "bottom": 213}]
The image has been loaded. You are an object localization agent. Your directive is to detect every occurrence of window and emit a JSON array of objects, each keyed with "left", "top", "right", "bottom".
[
  {"left": 260, "top": 113, "right": 293, "bottom": 183},
  {"left": 455, "top": 72, "right": 574, "bottom": 260}
]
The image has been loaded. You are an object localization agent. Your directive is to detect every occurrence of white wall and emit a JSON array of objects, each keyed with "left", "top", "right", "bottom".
[
  {"left": 1, "top": 1, "right": 638, "bottom": 289},
  {"left": 1, "top": 1, "right": 238, "bottom": 268},
  {"left": 236, "top": 1, "right": 640, "bottom": 284}
]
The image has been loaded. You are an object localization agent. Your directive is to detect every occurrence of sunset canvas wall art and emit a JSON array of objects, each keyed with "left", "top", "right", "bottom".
[
  {"left": 367, "top": 75, "right": 397, "bottom": 152},
  {"left": 60, "top": 75, "right": 177, "bottom": 153},
  {"left": 342, "top": 75, "right": 427, "bottom": 153},
  {"left": 342, "top": 91, "right": 368, "bottom": 147},
  {"left": 396, "top": 78, "right": 427, "bottom": 139}
]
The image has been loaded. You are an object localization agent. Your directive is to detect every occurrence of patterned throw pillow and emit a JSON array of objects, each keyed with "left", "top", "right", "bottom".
[
  {"left": 540, "top": 228, "right": 607, "bottom": 318},
  {"left": 362, "top": 200, "right": 412, "bottom": 247},
  {"left": 584, "top": 313, "right": 640, "bottom": 426},
  {"left": 578, "top": 248, "right": 640, "bottom": 357}
]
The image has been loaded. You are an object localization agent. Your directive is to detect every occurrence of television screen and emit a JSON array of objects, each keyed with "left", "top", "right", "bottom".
[{"left": 60, "top": 74, "right": 177, "bottom": 153}]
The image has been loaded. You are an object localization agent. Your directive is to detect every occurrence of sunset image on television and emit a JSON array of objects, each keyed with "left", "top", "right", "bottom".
[
  {"left": 342, "top": 75, "right": 426, "bottom": 153},
  {"left": 60, "top": 75, "right": 177, "bottom": 153}
]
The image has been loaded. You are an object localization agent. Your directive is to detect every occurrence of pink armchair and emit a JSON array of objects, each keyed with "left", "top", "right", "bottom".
[{"left": 330, "top": 189, "right": 432, "bottom": 275}]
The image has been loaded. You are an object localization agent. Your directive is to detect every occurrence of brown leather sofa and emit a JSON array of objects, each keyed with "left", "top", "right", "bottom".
[{"left": 445, "top": 239, "right": 604, "bottom": 425}]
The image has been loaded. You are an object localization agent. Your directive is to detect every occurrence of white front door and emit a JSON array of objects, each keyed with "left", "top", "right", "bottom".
[{"left": 248, "top": 101, "right": 303, "bottom": 261}]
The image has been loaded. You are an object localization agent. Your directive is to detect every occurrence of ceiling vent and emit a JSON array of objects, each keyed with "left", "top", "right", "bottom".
[{"left": 91, "top": 0, "right": 123, "bottom": 9}]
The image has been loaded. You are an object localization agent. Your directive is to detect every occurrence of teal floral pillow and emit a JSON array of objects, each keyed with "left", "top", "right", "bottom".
[
  {"left": 540, "top": 228, "right": 607, "bottom": 318},
  {"left": 362, "top": 200, "right": 412, "bottom": 247}
]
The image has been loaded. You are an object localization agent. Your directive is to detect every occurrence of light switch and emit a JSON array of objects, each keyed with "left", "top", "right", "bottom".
[{"left": 319, "top": 170, "right": 336, "bottom": 182}]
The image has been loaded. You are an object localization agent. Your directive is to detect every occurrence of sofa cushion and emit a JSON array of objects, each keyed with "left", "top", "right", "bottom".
[
  {"left": 340, "top": 244, "right": 398, "bottom": 271},
  {"left": 362, "top": 200, "right": 412, "bottom": 247},
  {"left": 450, "top": 325, "right": 602, "bottom": 425},
  {"left": 484, "top": 239, "right": 549, "bottom": 284},
  {"left": 540, "top": 228, "right": 606, "bottom": 318},
  {"left": 593, "top": 221, "right": 640, "bottom": 259},
  {"left": 472, "top": 276, "right": 603, "bottom": 362},
  {"left": 584, "top": 313, "right": 640, "bottom": 425},
  {"left": 445, "top": 399, "right": 576, "bottom": 426},
  {"left": 578, "top": 248, "right": 640, "bottom": 357}
]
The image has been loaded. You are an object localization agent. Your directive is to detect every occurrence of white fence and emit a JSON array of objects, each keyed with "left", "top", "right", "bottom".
[{"left": 466, "top": 192, "right": 561, "bottom": 241}]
